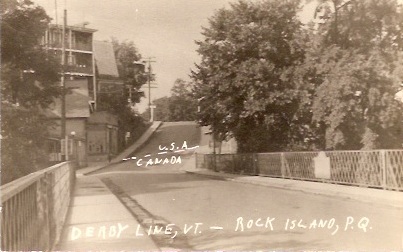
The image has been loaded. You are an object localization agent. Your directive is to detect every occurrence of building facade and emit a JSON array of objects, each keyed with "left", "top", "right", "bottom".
[
  {"left": 87, "top": 40, "right": 123, "bottom": 162},
  {"left": 43, "top": 25, "right": 126, "bottom": 165},
  {"left": 43, "top": 24, "right": 97, "bottom": 166}
]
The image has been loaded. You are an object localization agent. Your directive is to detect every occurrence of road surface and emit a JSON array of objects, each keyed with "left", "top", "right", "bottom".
[{"left": 92, "top": 122, "right": 403, "bottom": 251}]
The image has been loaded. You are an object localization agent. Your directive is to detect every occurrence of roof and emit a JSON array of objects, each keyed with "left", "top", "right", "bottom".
[
  {"left": 93, "top": 41, "right": 120, "bottom": 77},
  {"left": 44, "top": 79, "right": 91, "bottom": 118},
  {"left": 49, "top": 23, "right": 97, "bottom": 33}
]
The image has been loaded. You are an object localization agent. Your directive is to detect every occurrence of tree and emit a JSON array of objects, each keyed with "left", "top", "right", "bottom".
[
  {"left": 1, "top": 0, "right": 61, "bottom": 107},
  {"left": 142, "top": 96, "right": 171, "bottom": 121},
  {"left": 313, "top": 0, "right": 403, "bottom": 52},
  {"left": 305, "top": 0, "right": 403, "bottom": 149},
  {"left": 191, "top": 0, "right": 306, "bottom": 152},
  {"left": 1, "top": 0, "right": 61, "bottom": 184},
  {"left": 169, "top": 79, "right": 198, "bottom": 121},
  {"left": 111, "top": 38, "right": 148, "bottom": 103},
  {"left": 192, "top": 0, "right": 403, "bottom": 153},
  {"left": 142, "top": 79, "right": 198, "bottom": 122}
]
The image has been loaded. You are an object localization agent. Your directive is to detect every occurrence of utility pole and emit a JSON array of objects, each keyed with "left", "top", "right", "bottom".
[
  {"left": 61, "top": 9, "right": 68, "bottom": 161},
  {"left": 144, "top": 57, "right": 156, "bottom": 121}
]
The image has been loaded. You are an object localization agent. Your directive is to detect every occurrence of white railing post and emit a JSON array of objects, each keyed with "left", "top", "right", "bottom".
[
  {"left": 380, "top": 150, "right": 387, "bottom": 189},
  {"left": 281, "top": 152, "right": 285, "bottom": 178}
]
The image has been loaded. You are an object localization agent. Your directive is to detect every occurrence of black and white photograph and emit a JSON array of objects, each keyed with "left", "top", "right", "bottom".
[{"left": 1, "top": 0, "right": 403, "bottom": 251}]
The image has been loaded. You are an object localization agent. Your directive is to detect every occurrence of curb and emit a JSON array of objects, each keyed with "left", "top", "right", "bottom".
[{"left": 185, "top": 170, "right": 403, "bottom": 209}]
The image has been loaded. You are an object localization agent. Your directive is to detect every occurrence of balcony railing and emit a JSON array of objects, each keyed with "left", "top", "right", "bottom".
[
  {"left": 73, "top": 41, "right": 92, "bottom": 52},
  {"left": 47, "top": 42, "right": 92, "bottom": 52},
  {"left": 65, "top": 64, "right": 93, "bottom": 75}
]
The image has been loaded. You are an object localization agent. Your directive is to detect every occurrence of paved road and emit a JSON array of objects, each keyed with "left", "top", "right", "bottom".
[{"left": 93, "top": 122, "right": 403, "bottom": 251}]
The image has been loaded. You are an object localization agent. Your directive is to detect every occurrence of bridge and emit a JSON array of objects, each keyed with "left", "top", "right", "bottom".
[{"left": 1, "top": 121, "right": 403, "bottom": 251}]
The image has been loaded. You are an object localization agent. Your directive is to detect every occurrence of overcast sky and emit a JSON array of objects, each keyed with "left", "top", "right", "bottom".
[{"left": 33, "top": 0, "right": 317, "bottom": 112}]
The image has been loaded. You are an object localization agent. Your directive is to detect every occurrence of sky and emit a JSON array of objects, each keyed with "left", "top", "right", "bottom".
[{"left": 33, "top": 0, "right": 317, "bottom": 112}]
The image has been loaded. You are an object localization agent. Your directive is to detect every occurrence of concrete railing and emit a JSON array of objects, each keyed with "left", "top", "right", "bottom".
[
  {"left": 1, "top": 162, "right": 76, "bottom": 251},
  {"left": 196, "top": 149, "right": 403, "bottom": 191}
]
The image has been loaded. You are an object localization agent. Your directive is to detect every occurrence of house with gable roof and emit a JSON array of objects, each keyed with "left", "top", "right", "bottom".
[
  {"left": 43, "top": 24, "right": 125, "bottom": 165},
  {"left": 86, "top": 40, "right": 124, "bottom": 162}
]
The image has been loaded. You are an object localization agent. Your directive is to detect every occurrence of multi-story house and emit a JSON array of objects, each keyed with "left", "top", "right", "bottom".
[
  {"left": 44, "top": 23, "right": 97, "bottom": 103},
  {"left": 43, "top": 23, "right": 97, "bottom": 166},
  {"left": 43, "top": 24, "right": 124, "bottom": 165}
]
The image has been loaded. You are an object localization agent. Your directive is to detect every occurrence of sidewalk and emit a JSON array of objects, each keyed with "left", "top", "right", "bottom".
[
  {"left": 55, "top": 169, "right": 159, "bottom": 251},
  {"left": 55, "top": 122, "right": 164, "bottom": 251},
  {"left": 185, "top": 154, "right": 403, "bottom": 209}
]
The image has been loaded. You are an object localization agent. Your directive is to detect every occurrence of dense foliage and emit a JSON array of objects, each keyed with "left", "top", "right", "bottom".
[
  {"left": 191, "top": 0, "right": 403, "bottom": 153},
  {"left": 305, "top": 0, "right": 403, "bottom": 149},
  {"left": 142, "top": 79, "right": 198, "bottom": 122},
  {"left": 1, "top": 0, "right": 61, "bottom": 184},
  {"left": 111, "top": 38, "right": 148, "bottom": 104}
]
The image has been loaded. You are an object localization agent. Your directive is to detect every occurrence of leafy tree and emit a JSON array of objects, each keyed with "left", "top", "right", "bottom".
[
  {"left": 305, "top": 0, "right": 403, "bottom": 149},
  {"left": 192, "top": 0, "right": 403, "bottom": 153},
  {"left": 1, "top": 0, "right": 61, "bottom": 184},
  {"left": 142, "top": 79, "right": 197, "bottom": 122},
  {"left": 1, "top": 0, "right": 61, "bottom": 106},
  {"left": 313, "top": 0, "right": 403, "bottom": 52},
  {"left": 142, "top": 96, "right": 171, "bottom": 121},
  {"left": 191, "top": 0, "right": 306, "bottom": 152},
  {"left": 111, "top": 38, "right": 148, "bottom": 103},
  {"left": 169, "top": 79, "right": 198, "bottom": 121}
]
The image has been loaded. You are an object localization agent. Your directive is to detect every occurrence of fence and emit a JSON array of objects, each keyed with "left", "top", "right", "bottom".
[
  {"left": 1, "top": 162, "right": 76, "bottom": 251},
  {"left": 195, "top": 149, "right": 403, "bottom": 191}
]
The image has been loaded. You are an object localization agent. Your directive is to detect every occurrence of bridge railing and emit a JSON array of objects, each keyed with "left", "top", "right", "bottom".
[
  {"left": 195, "top": 149, "right": 403, "bottom": 191},
  {"left": 1, "top": 162, "right": 76, "bottom": 251}
]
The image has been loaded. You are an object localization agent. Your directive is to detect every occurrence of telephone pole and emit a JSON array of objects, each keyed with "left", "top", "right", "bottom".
[
  {"left": 144, "top": 57, "right": 156, "bottom": 120},
  {"left": 61, "top": 9, "right": 68, "bottom": 161}
]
